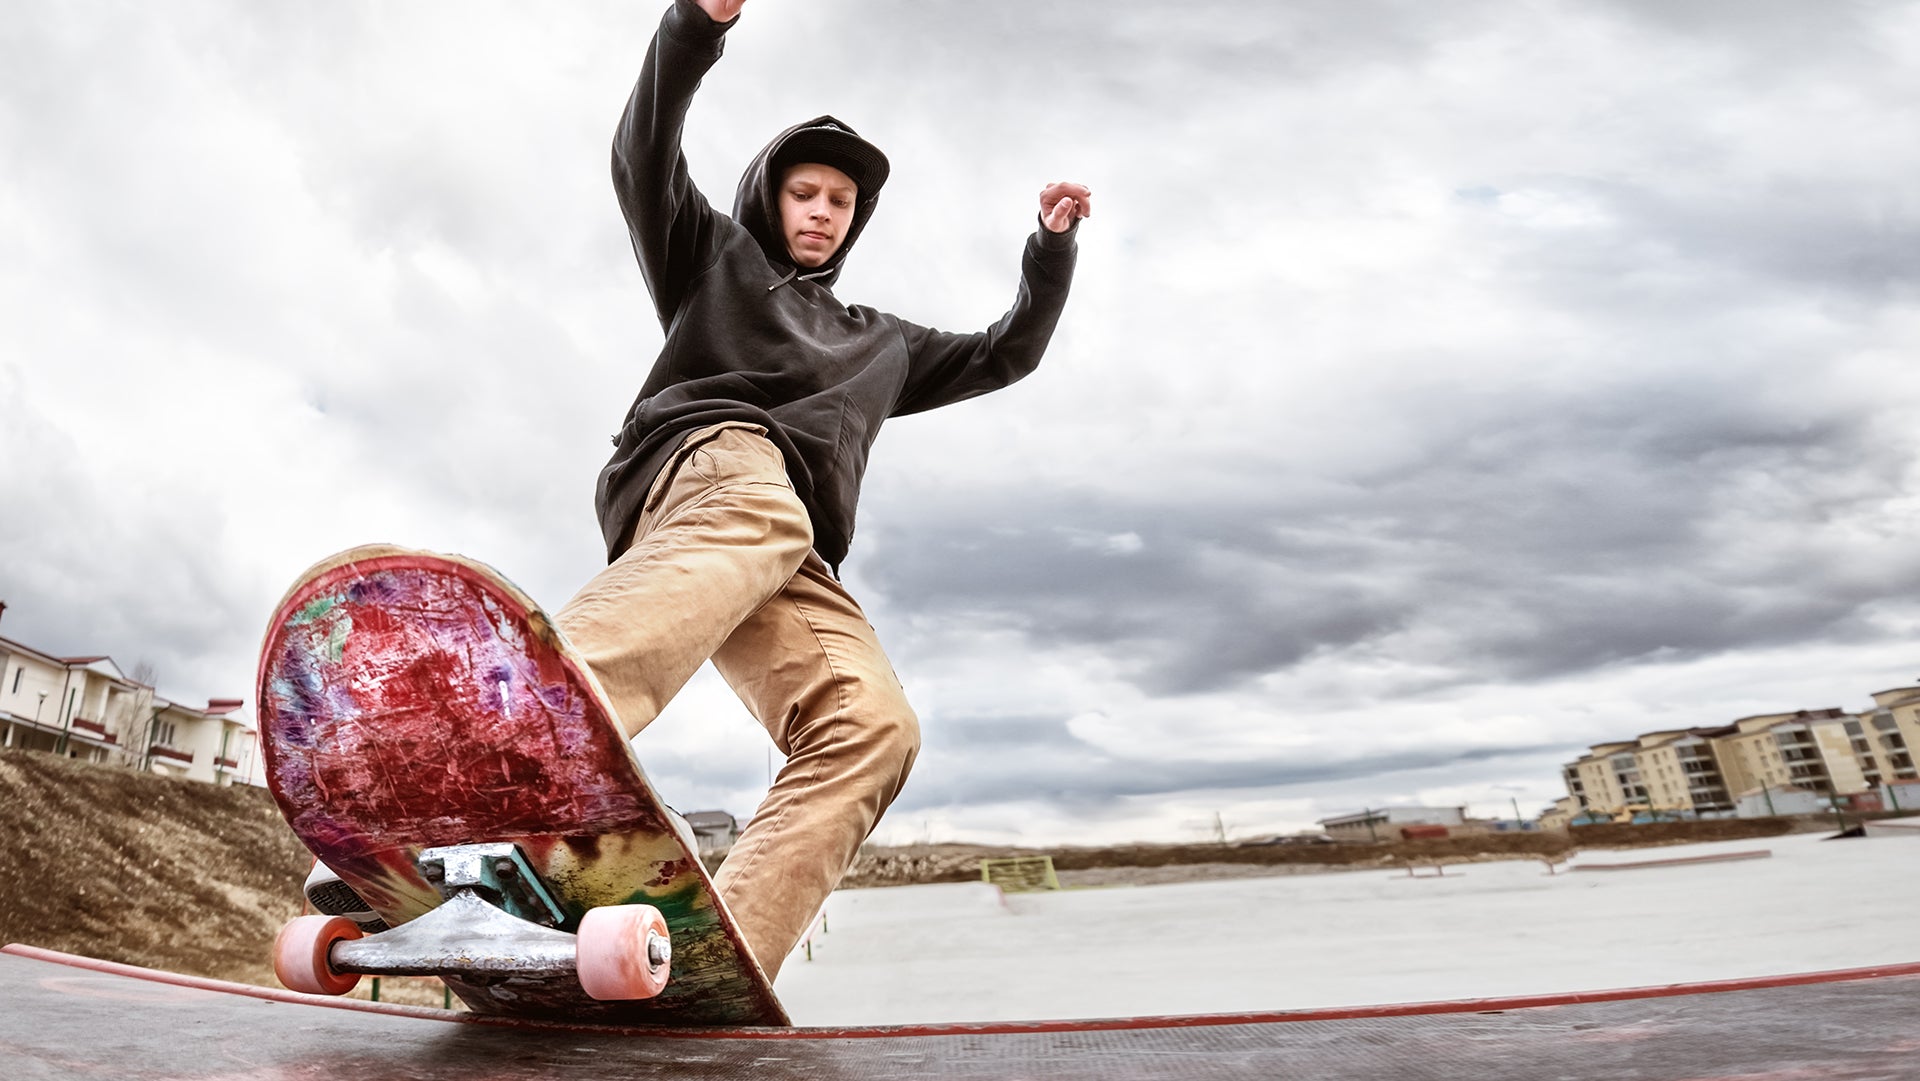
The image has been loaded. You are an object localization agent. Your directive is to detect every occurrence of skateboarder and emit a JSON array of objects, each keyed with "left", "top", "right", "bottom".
[{"left": 312, "top": 0, "right": 1088, "bottom": 983}]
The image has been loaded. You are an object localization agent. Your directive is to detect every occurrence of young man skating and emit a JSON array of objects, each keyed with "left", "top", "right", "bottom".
[
  {"left": 550, "top": 0, "right": 1091, "bottom": 979},
  {"left": 309, "top": 0, "right": 1088, "bottom": 981}
]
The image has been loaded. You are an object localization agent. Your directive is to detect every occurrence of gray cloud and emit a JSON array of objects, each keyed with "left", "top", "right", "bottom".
[
  {"left": 896, "top": 710, "right": 1563, "bottom": 811},
  {"left": 863, "top": 362, "right": 1920, "bottom": 700}
]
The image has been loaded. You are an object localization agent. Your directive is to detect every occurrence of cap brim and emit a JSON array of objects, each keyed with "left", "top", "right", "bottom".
[{"left": 773, "top": 127, "right": 890, "bottom": 196}]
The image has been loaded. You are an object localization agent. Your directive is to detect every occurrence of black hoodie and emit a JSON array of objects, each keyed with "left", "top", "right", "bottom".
[{"left": 596, "top": 0, "right": 1079, "bottom": 568}]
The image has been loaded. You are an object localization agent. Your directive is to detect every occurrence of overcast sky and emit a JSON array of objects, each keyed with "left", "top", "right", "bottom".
[{"left": 4, "top": 1, "right": 1919, "bottom": 845}]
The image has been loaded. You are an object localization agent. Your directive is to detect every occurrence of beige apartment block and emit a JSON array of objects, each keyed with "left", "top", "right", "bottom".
[
  {"left": 1562, "top": 728, "right": 1737, "bottom": 821},
  {"left": 0, "top": 640, "right": 149, "bottom": 764},
  {"left": 1539, "top": 795, "right": 1581, "bottom": 831},
  {"left": 1710, "top": 712, "right": 1806, "bottom": 799},
  {"left": 1561, "top": 696, "right": 1907, "bottom": 821},
  {"left": 146, "top": 697, "right": 257, "bottom": 785},
  {"left": 1563, "top": 741, "right": 1637, "bottom": 818},
  {"left": 1668, "top": 730, "right": 1734, "bottom": 814},
  {"left": 1773, "top": 715, "right": 1868, "bottom": 797},
  {"left": 1630, "top": 730, "right": 1697, "bottom": 817},
  {"left": 1859, "top": 687, "right": 1920, "bottom": 787},
  {"left": 0, "top": 628, "right": 256, "bottom": 786}
]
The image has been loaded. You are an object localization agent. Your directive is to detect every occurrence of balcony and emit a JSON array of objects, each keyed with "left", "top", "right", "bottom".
[
  {"left": 149, "top": 745, "right": 193, "bottom": 765},
  {"left": 66, "top": 718, "right": 119, "bottom": 747}
]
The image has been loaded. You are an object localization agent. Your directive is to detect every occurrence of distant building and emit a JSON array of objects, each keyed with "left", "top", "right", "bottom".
[
  {"left": 1561, "top": 707, "right": 1876, "bottom": 822},
  {"left": 1538, "top": 795, "right": 1581, "bottom": 831},
  {"left": 1318, "top": 806, "right": 1465, "bottom": 843},
  {"left": 1855, "top": 688, "right": 1920, "bottom": 790},
  {"left": 683, "top": 810, "right": 739, "bottom": 853},
  {"left": 0, "top": 617, "right": 256, "bottom": 786}
]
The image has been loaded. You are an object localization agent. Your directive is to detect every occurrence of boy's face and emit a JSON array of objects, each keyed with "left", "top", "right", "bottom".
[{"left": 779, "top": 162, "right": 857, "bottom": 268}]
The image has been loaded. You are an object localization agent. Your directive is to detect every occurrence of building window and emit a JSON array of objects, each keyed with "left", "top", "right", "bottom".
[{"left": 10, "top": 667, "right": 19, "bottom": 694}]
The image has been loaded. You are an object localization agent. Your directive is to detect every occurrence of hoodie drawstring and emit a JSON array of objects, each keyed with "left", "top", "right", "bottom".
[{"left": 767, "top": 266, "right": 836, "bottom": 292}]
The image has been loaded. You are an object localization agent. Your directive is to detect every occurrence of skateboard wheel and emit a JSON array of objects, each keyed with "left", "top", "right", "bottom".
[
  {"left": 273, "top": 915, "right": 364, "bottom": 996},
  {"left": 577, "top": 904, "right": 671, "bottom": 1001}
]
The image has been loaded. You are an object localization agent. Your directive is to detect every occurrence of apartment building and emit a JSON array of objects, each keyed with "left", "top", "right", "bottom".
[
  {"left": 1564, "top": 741, "right": 1636, "bottom": 818},
  {"left": 1317, "top": 806, "right": 1466, "bottom": 842},
  {"left": 1713, "top": 710, "right": 1865, "bottom": 802},
  {"left": 0, "top": 638, "right": 148, "bottom": 764},
  {"left": 0, "top": 623, "right": 256, "bottom": 786},
  {"left": 1629, "top": 730, "right": 1697, "bottom": 816},
  {"left": 1557, "top": 703, "right": 1898, "bottom": 821},
  {"left": 1667, "top": 730, "right": 1733, "bottom": 814},
  {"left": 1856, "top": 687, "right": 1920, "bottom": 788}
]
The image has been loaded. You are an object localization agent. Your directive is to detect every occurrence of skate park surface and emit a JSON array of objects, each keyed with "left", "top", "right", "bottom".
[
  {"left": 6, "top": 830, "right": 1918, "bottom": 1079},
  {"left": 777, "top": 831, "right": 1920, "bottom": 1024}
]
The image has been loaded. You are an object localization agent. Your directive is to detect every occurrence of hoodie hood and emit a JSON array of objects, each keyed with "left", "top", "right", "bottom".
[{"left": 732, "top": 115, "right": 887, "bottom": 289}]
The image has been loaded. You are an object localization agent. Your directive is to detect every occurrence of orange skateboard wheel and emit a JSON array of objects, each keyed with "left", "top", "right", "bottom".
[
  {"left": 273, "top": 915, "right": 364, "bottom": 996},
  {"left": 577, "top": 905, "right": 672, "bottom": 1001}
]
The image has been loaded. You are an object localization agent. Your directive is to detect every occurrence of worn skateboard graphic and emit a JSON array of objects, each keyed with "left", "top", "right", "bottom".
[{"left": 257, "top": 544, "right": 787, "bottom": 1026}]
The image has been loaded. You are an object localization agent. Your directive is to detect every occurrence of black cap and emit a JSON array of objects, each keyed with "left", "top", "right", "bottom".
[{"left": 771, "top": 118, "right": 890, "bottom": 197}]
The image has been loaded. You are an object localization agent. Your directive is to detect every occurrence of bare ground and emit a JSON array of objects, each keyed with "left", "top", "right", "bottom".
[{"left": 0, "top": 747, "right": 1853, "bottom": 1003}]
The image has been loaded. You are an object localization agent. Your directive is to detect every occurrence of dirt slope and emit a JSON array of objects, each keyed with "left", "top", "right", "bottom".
[{"left": 0, "top": 748, "right": 311, "bottom": 989}]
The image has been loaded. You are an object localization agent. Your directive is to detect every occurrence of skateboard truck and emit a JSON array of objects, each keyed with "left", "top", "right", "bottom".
[
  {"left": 418, "top": 843, "right": 567, "bottom": 928},
  {"left": 273, "top": 843, "right": 672, "bottom": 1002}
]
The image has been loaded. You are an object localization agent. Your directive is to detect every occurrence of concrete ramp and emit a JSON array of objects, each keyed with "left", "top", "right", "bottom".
[{"left": 5, "top": 944, "right": 1919, "bottom": 1079}]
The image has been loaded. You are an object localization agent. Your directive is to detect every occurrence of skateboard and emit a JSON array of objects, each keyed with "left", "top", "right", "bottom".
[{"left": 256, "top": 544, "right": 788, "bottom": 1026}]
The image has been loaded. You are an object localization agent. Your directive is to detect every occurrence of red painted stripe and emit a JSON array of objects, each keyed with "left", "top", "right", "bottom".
[{"left": 8, "top": 942, "right": 1920, "bottom": 1042}]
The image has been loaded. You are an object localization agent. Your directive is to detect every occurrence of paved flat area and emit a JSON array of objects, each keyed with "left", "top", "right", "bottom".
[
  {"left": 777, "top": 832, "right": 1920, "bottom": 1025},
  {"left": 7, "top": 947, "right": 1920, "bottom": 1080}
]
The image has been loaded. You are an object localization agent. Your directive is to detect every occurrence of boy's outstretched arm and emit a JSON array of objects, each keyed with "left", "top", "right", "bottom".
[
  {"left": 890, "top": 182, "right": 1093, "bottom": 417},
  {"left": 613, "top": 0, "right": 742, "bottom": 325}
]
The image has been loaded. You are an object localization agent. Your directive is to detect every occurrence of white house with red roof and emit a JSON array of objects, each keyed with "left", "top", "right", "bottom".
[{"left": 0, "top": 603, "right": 258, "bottom": 786}]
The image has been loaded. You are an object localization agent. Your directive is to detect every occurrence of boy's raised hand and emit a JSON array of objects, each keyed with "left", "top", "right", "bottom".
[
  {"left": 695, "top": 0, "right": 746, "bottom": 23},
  {"left": 1040, "top": 181, "right": 1093, "bottom": 233}
]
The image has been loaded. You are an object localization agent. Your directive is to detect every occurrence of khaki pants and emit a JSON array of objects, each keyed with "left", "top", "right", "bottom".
[{"left": 555, "top": 423, "right": 920, "bottom": 981}]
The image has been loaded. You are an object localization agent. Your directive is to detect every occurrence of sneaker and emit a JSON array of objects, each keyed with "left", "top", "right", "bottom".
[{"left": 304, "top": 861, "right": 388, "bottom": 933}]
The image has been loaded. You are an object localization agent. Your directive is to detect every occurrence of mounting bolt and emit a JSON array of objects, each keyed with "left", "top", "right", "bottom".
[
  {"left": 647, "top": 931, "right": 672, "bottom": 970},
  {"left": 422, "top": 862, "right": 445, "bottom": 881},
  {"left": 494, "top": 858, "right": 518, "bottom": 880}
]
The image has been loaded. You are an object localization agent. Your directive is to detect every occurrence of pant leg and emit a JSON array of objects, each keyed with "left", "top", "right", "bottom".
[
  {"left": 555, "top": 424, "right": 812, "bottom": 741},
  {"left": 708, "top": 553, "right": 921, "bottom": 981}
]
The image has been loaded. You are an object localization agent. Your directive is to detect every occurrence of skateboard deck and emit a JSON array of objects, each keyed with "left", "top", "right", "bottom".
[{"left": 257, "top": 544, "right": 788, "bottom": 1026}]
